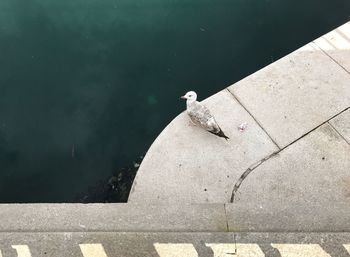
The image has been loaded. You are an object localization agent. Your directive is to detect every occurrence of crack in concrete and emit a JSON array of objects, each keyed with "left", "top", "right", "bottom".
[
  {"left": 230, "top": 152, "right": 279, "bottom": 203},
  {"left": 224, "top": 204, "right": 237, "bottom": 255},
  {"left": 228, "top": 102, "right": 350, "bottom": 203},
  {"left": 233, "top": 233, "right": 237, "bottom": 255},
  {"left": 278, "top": 106, "right": 350, "bottom": 152},
  {"left": 223, "top": 204, "right": 229, "bottom": 232}
]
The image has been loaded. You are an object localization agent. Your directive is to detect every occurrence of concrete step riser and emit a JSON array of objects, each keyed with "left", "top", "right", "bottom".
[{"left": 1, "top": 232, "right": 350, "bottom": 257}]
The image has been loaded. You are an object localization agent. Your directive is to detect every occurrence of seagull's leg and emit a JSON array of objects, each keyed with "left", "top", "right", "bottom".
[{"left": 188, "top": 119, "right": 197, "bottom": 127}]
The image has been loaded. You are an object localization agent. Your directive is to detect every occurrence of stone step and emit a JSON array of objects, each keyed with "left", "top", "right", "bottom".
[
  {"left": 1, "top": 232, "right": 350, "bottom": 257},
  {"left": 1, "top": 203, "right": 350, "bottom": 233},
  {"left": 0, "top": 203, "right": 226, "bottom": 232}
]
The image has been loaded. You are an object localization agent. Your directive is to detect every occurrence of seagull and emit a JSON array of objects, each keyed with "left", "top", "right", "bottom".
[{"left": 180, "top": 91, "right": 229, "bottom": 140}]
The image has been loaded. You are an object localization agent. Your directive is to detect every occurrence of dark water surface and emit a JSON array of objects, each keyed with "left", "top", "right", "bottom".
[{"left": 0, "top": 0, "right": 349, "bottom": 202}]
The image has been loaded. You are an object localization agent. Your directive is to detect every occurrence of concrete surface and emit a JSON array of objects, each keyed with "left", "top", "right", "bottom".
[
  {"left": 314, "top": 22, "right": 350, "bottom": 73},
  {"left": 0, "top": 203, "right": 226, "bottom": 232},
  {"left": 228, "top": 42, "right": 350, "bottom": 148},
  {"left": 329, "top": 109, "right": 350, "bottom": 144},
  {"left": 231, "top": 123, "right": 350, "bottom": 207},
  {"left": 3, "top": 202, "right": 350, "bottom": 234},
  {"left": 129, "top": 90, "right": 278, "bottom": 203},
  {"left": 2, "top": 232, "right": 350, "bottom": 257},
  {"left": 226, "top": 201, "right": 350, "bottom": 232}
]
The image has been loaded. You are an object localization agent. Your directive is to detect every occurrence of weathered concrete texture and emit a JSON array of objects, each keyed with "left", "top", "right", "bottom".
[
  {"left": 0, "top": 203, "right": 226, "bottom": 232},
  {"left": 329, "top": 109, "right": 350, "bottom": 144},
  {"left": 230, "top": 123, "right": 350, "bottom": 231},
  {"left": 226, "top": 201, "right": 350, "bottom": 232},
  {"left": 228, "top": 42, "right": 350, "bottom": 148},
  {"left": 2, "top": 232, "right": 350, "bottom": 257},
  {"left": 129, "top": 90, "right": 278, "bottom": 203},
  {"left": 314, "top": 22, "right": 350, "bottom": 73}
]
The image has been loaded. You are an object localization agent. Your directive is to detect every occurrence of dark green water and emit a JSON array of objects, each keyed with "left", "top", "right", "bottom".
[{"left": 0, "top": 0, "right": 349, "bottom": 202}]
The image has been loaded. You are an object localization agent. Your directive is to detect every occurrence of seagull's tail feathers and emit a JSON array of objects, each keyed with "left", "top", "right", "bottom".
[{"left": 209, "top": 129, "right": 229, "bottom": 140}]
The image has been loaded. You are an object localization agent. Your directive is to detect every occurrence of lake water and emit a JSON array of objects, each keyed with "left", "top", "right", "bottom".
[{"left": 0, "top": 0, "right": 349, "bottom": 202}]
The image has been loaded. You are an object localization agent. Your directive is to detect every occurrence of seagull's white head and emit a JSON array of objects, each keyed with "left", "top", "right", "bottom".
[{"left": 180, "top": 91, "right": 197, "bottom": 103}]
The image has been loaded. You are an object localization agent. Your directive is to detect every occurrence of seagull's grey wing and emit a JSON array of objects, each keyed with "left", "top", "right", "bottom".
[{"left": 188, "top": 102, "right": 220, "bottom": 133}]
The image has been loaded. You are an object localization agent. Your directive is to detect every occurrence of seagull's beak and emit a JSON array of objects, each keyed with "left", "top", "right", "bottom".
[{"left": 180, "top": 96, "right": 186, "bottom": 100}]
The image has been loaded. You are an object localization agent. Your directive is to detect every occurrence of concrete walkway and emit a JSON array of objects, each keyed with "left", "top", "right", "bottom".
[{"left": 128, "top": 22, "right": 350, "bottom": 206}]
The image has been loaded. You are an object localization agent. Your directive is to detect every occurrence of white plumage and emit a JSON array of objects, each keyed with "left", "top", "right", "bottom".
[{"left": 180, "top": 91, "right": 229, "bottom": 140}]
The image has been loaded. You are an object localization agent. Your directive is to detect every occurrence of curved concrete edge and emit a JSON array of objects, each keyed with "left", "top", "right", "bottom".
[
  {"left": 128, "top": 110, "right": 186, "bottom": 198},
  {"left": 128, "top": 22, "right": 350, "bottom": 205},
  {"left": 0, "top": 203, "right": 226, "bottom": 232},
  {"left": 128, "top": 89, "right": 278, "bottom": 203}
]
